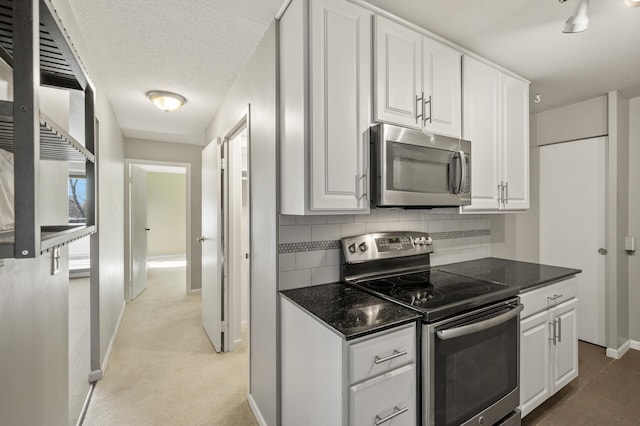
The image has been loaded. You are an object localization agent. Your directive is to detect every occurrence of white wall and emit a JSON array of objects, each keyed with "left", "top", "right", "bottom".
[
  {"left": 205, "top": 22, "right": 277, "bottom": 426},
  {"left": 146, "top": 172, "right": 186, "bottom": 256},
  {"left": 628, "top": 96, "right": 640, "bottom": 343},
  {"left": 124, "top": 138, "right": 202, "bottom": 290}
]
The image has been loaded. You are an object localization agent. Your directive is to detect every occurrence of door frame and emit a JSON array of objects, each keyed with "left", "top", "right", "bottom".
[
  {"left": 220, "top": 109, "right": 252, "bottom": 355},
  {"left": 124, "top": 159, "right": 193, "bottom": 301}
]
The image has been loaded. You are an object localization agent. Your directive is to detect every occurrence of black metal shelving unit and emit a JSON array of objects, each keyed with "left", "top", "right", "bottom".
[{"left": 0, "top": 0, "right": 96, "bottom": 259}]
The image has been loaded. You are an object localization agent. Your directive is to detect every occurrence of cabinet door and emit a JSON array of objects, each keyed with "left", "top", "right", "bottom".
[
  {"left": 501, "top": 73, "right": 529, "bottom": 211},
  {"left": 374, "top": 15, "right": 422, "bottom": 129},
  {"left": 422, "top": 36, "right": 461, "bottom": 138},
  {"left": 519, "top": 310, "right": 552, "bottom": 417},
  {"left": 310, "top": 0, "right": 371, "bottom": 211},
  {"left": 461, "top": 56, "right": 501, "bottom": 212},
  {"left": 551, "top": 298, "right": 579, "bottom": 392},
  {"left": 350, "top": 365, "right": 416, "bottom": 426}
]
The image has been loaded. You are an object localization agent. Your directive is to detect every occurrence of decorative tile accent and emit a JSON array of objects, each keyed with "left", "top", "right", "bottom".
[
  {"left": 279, "top": 240, "right": 341, "bottom": 254},
  {"left": 278, "top": 229, "right": 490, "bottom": 254}
]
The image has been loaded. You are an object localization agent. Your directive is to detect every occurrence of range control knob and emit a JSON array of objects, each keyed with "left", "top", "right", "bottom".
[
  {"left": 358, "top": 242, "right": 368, "bottom": 252},
  {"left": 348, "top": 243, "right": 357, "bottom": 253},
  {"left": 425, "top": 237, "right": 433, "bottom": 245}
]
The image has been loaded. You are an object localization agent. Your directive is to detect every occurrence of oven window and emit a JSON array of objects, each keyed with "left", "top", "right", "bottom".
[
  {"left": 387, "top": 141, "right": 452, "bottom": 193},
  {"left": 434, "top": 314, "right": 518, "bottom": 426}
]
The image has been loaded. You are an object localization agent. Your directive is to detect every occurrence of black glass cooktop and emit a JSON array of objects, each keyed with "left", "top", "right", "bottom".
[{"left": 349, "top": 270, "right": 518, "bottom": 323}]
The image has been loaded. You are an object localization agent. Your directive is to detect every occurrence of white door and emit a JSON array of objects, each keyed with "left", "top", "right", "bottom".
[
  {"left": 422, "top": 36, "right": 461, "bottom": 138},
  {"left": 501, "top": 73, "right": 529, "bottom": 211},
  {"left": 540, "top": 137, "right": 606, "bottom": 346},
  {"left": 551, "top": 298, "right": 579, "bottom": 391},
  {"left": 310, "top": 0, "right": 371, "bottom": 211},
  {"left": 374, "top": 15, "right": 422, "bottom": 129},
  {"left": 461, "top": 56, "right": 501, "bottom": 211},
  {"left": 130, "top": 165, "right": 148, "bottom": 300},
  {"left": 519, "top": 310, "right": 552, "bottom": 417},
  {"left": 201, "top": 140, "right": 223, "bottom": 352}
]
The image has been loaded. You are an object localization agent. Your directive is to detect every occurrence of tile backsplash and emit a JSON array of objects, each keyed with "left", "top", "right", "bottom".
[{"left": 278, "top": 209, "right": 492, "bottom": 290}]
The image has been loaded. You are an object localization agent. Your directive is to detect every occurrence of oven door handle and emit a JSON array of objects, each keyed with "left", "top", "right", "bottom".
[{"left": 436, "top": 304, "right": 523, "bottom": 341}]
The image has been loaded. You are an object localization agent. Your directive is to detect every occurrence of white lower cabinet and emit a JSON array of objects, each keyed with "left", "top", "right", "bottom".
[
  {"left": 281, "top": 296, "right": 417, "bottom": 426},
  {"left": 519, "top": 278, "right": 579, "bottom": 417}
]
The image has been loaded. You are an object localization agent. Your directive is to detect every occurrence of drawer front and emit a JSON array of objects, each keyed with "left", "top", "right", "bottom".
[
  {"left": 349, "top": 324, "right": 416, "bottom": 384},
  {"left": 349, "top": 364, "right": 416, "bottom": 426},
  {"left": 520, "top": 276, "right": 577, "bottom": 319}
]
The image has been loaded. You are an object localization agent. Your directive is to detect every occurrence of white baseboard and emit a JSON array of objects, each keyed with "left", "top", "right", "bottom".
[
  {"left": 100, "top": 300, "right": 126, "bottom": 375},
  {"left": 606, "top": 340, "right": 631, "bottom": 359},
  {"left": 189, "top": 288, "right": 201, "bottom": 295},
  {"left": 248, "top": 394, "right": 268, "bottom": 426},
  {"left": 631, "top": 340, "right": 640, "bottom": 351}
]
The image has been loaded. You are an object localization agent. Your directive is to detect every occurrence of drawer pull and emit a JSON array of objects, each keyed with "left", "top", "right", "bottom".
[
  {"left": 375, "top": 406, "right": 408, "bottom": 425},
  {"left": 374, "top": 349, "right": 407, "bottom": 365},
  {"left": 547, "top": 294, "right": 563, "bottom": 302}
]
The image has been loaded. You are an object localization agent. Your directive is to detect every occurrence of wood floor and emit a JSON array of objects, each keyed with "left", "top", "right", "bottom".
[{"left": 523, "top": 341, "right": 640, "bottom": 425}]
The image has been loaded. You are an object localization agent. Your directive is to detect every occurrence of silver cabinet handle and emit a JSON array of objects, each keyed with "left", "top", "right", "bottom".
[
  {"left": 504, "top": 181, "right": 509, "bottom": 204},
  {"left": 437, "top": 304, "right": 523, "bottom": 340},
  {"left": 547, "top": 294, "right": 563, "bottom": 302},
  {"left": 374, "top": 349, "right": 408, "bottom": 364},
  {"left": 197, "top": 237, "right": 206, "bottom": 242},
  {"left": 556, "top": 317, "right": 562, "bottom": 343},
  {"left": 549, "top": 321, "right": 557, "bottom": 346},
  {"left": 355, "top": 171, "right": 367, "bottom": 201},
  {"left": 416, "top": 92, "right": 424, "bottom": 123},
  {"left": 375, "top": 406, "right": 408, "bottom": 425},
  {"left": 423, "top": 95, "right": 432, "bottom": 124}
]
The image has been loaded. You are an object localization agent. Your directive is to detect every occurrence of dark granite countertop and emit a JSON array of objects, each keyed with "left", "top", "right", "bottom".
[
  {"left": 280, "top": 283, "right": 421, "bottom": 340},
  {"left": 435, "top": 257, "right": 581, "bottom": 292}
]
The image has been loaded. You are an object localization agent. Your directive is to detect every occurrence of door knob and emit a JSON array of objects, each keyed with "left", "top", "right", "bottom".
[
  {"left": 145, "top": 227, "right": 150, "bottom": 231},
  {"left": 598, "top": 248, "right": 607, "bottom": 255},
  {"left": 197, "top": 237, "right": 206, "bottom": 242}
]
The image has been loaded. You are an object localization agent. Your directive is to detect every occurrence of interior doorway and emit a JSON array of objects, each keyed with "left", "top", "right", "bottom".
[
  {"left": 125, "top": 160, "right": 192, "bottom": 301},
  {"left": 201, "top": 111, "right": 251, "bottom": 354}
]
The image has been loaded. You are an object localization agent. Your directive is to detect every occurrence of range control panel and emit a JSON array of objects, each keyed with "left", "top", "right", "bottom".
[{"left": 342, "top": 231, "right": 434, "bottom": 264}]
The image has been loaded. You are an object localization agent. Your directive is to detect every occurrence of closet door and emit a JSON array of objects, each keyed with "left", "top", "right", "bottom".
[{"left": 539, "top": 137, "right": 606, "bottom": 346}]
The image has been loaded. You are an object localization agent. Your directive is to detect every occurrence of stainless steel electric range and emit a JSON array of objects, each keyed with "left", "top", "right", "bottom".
[{"left": 341, "top": 232, "right": 522, "bottom": 426}]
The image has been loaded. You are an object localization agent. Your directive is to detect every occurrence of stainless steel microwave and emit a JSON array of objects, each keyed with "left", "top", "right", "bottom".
[{"left": 370, "top": 124, "right": 471, "bottom": 208}]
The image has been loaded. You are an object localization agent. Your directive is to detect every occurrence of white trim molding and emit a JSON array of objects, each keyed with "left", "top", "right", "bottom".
[
  {"left": 248, "top": 394, "right": 268, "bottom": 426},
  {"left": 630, "top": 340, "right": 640, "bottom": 351},
  {"left": 101, "top": 300, "right": 126, "bottom": 374},
  {"left": 189, "top": 288, "right": 201, "bottom": 295},
  {"left": 606, "top": 340, "right": 631, "bottom": 359}
]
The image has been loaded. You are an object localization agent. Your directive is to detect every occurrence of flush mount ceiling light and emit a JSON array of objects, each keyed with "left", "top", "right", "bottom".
[
  {"left": 146, "top": 90, "right": 187, "bottom": 112},
  {"left": 625, "top": 0, "right": 640, "bottom": 7},
  {"left": 561, "top": 0, "right": 590, "bottom": 33}
]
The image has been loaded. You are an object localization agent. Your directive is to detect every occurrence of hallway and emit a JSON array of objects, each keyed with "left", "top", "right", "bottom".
[{"left": 83, "top": 259, "right": 257, "bottom": 426}]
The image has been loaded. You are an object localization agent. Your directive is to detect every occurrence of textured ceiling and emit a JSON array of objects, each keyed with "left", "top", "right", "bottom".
[
  {"left": 362, "top": 0, "right": 640, "bottom": 112},
  {"left": 66, "top": 0, "right": 282, "bottom": 145},
  {"left": 66, "top": 0, "right": 640, "bottom": 145}
]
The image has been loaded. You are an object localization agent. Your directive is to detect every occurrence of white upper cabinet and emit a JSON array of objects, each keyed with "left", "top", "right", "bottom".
[
  {"left": 462, "top": 56, "right": 530, "bottom": 212},
  {"left": 280, "top": 0, "right": 371, "bottom": 215},
  {"left": 422, "top": 37, "right": 462, "bottom": 137},
  {"left": 374, "top": 16, "right": 461, "bottom": 138}
]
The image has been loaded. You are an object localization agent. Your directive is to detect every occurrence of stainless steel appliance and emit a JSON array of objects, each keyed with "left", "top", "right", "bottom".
[
  {"left": 342, "top": 232, "right": 522, "bottom": 426},
  {"left": 370, "top": 124, "right": 471, "bottom": 208}
]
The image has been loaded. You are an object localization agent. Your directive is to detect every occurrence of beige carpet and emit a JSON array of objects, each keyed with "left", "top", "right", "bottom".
[{"left": 83, "top": 261, "right": 257, "bottom": 426}]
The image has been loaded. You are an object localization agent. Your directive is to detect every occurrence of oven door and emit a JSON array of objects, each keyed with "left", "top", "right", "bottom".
[{"left": 424, "top": 300, "right": 522, "bottom": 426}]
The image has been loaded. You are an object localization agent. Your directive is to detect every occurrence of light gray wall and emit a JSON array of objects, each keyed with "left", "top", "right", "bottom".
[
  {"left": 536, "top": 95, "right": 608, "bottom": 146},
  {"left": 628, "top": 96, "right": 640, "bottom": 343},
  {"left": 0, "top": 248, "right": 69, "bottom": 425},
  {"left": 205, "top": 23, "right": 278, "bottom": 426},
  {"left": 124, "top": 138, "right": 202, "bottom": 290},
  {"left": 490, "top": 113, "right": 540, "bottom": 263},
  {"left": 146, "top": 172, "right": 186, "bottom": 256}
]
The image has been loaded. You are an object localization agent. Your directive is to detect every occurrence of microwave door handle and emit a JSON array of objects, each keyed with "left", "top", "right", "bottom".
[
  {"left": 436, "top": 304, "right": 523, "bottom": 340},
  {"left": 457, "top": 150, "right": 467, "bottom": 194}
]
